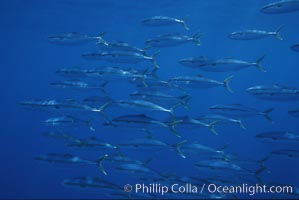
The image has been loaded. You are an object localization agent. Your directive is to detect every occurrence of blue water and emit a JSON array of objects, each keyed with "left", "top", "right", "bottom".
[{"left": 1, "top": 0, "right": 299, "bottom": 199}]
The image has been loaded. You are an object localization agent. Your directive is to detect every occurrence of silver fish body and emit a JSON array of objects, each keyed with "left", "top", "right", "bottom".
[
  {"left": 141, "top": 16, "right": 189, "bottom": 30},
  {"left": 228, "top": 26, "right": 283, "bottom": 40},
  {"left": 146, "top": 33, "right": 200, "bottom": 47},
  {"left": 261, "top": 0, "right": 299, "bottom": 14}
]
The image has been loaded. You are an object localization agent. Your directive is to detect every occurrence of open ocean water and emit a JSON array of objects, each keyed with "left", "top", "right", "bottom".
[{"left": 1, "top": 0, "right": 299, "bottom": 199}]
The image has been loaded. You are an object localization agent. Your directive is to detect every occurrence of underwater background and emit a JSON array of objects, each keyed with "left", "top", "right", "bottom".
[{"left": 1, "top": 0, "right": 299, "bottom": 199}]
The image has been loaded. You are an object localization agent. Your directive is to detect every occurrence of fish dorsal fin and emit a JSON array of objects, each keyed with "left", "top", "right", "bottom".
[
  {"left": 89, "top": 136, "right": 98, "bottom": 140},
  {"left": 231, "top": 103, "right": 242, "bottom": 106},
  {"left": 65, "top": 99, "right": 77, "bottom": 102},
  {"left": 64, "top": 154, "right": 73, "bottom": 158},
  {"left": 196, "top": 74, "right": 203, "bottom": 77},
  {"left": 146, "top": 131, "right": 153, "bottom": 139},
  {"left": 198, "top": 56, "right": 207, "bottom": 60},
  {"left": 136, "top": 114, "right": 148, "bottom": 118}
]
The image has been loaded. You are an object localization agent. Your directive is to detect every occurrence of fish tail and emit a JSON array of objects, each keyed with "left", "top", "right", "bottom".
[
  {"left": 178, "top": 95, "right": 192, "bottom": 110},
  {"left": 173, "top": 140, "right": 187, "bottom": 158},
  {"left": 96, "top": 154, "right": 109, "bottom": 175},
  {"left": 169, "top": 103, "right": 181, "bottom": 117},
  {"left": 181, "top": 20, "right": 189, "bottom": 31},
  {"left": 93, "top": 101, "right": 112, "bottom": 123},
  {"left": 151, "top": 51, "right": 160, "bottom": 71},
  {"left": 208, "top": 120, "right": 219, "bottom": 135},
  {"left": 237, "top": 119, "right": 246, "bottom": 129},
  {"left": 216, "top": 144, "right": 228, "bottom": 154},
  {"left": 95, "top": 32, "right": 106, "bottom": 42},
  {"left": 262, "top": 108, "right": 274, "bottom": 122},
  {"left": 169, "top": 120, "right": 183, "bottom": 138},
  {"left": 255, "top": 156, "right": 270, "bottom": 182},
  {"left": 275, "top": 25, "right": 284, "bottom": 40},
  {"left": 223, "top": 75, "right": 234, "bottom": 93},
  {"left": 100, "top": 81, "right": 109, "bottom": 96},
  {"left": 142, "top": 46, "right": 151, "bottom": 55},
  {"left": 86, "top": 118, "right": 95, "bottom": 132},
  {"left": 255, "top": 55, "right": 266, "bottom": 72},
  {"left": 193, "top": 32, "right": 201, "bottom": 46}
]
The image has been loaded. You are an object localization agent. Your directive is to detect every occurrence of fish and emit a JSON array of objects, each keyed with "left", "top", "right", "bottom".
[
  {"left": 106, "top": 114, "right": 182, "bottom": 137},
  {"left": 107, "top": 154, "right": 152, "bottom": 165},
  {"left": 169, "top": 75, "right": 234, "bottom": 93},
  {"left": 20, "top": 99, "right": 111, "bottom": 123},
  {"left": 173, "top": 140, "right": 227, "bottom": 159},
  {"left": 97, "top": 40, "right": 148, "bottom": 55},
  {"left": 66, "top": 136, "right": 118, "bottom": 149},
  {"left": 118, "top": 137, "right": 168, "bottom": 149},
  {"left": 43, "top": 131, "right": 79, "bottom": 142},
  {"left": 141, "top": 16, "right": 189, "bottom": 30},
  {"left": 271, "top": 149, "right": 299, "bottom": 158},
  {"left": 256, "top": 131, "right": 299, "bottom": 141},
  {"left": 19, "top": 99, "right": 94, "bottom": 111},
  {"left": 63, "top": 176, "right": 120, "bottom": 190},
  {"left": 44, "top": 115, "right": 96, "bottom": 131},
  {"left": 116, "top": 163, "right": 158, "bottom": 176},
  {"left": 83, "top": 96, "right": 113, "bottom": 106},
  {"left": 179, "top": 56, "right": 266, "bottom": 72},
  {"left": 288, "top": 109, "right": 299, "bottom": 117},
  {"left": 195, "top": 159, "right": 243, "bottom": 172},
  {"left": 55, "top": 68, "right": 89, "bottom": 78},
  {"left": 171, "top": 115, "right": 219, "bottom": 135},
  {"left": 228, "top": 26, "right": 283, "bottom": 40},
  {"left": 56, "top": 67, "right": 157, "bottom": 89},
  {"left": 35, "top": 153, "right": 109, "bottom": 175},
  {"left": 48, "top": 32, "right": 104, "bottom": 45},
  {"left": 145, "top": 33, "right": 200, "bottom": 48},
  {"left": 82, "top": 51, "right": 160, "bottom": 71},
  {"left": 196, "top": 114, "right": 246, "bottom": 129},
  {"left": 209, "top": 104, "right": 274, "bottom": 122},
  {"left": 131, "top": 78, "right": 181, "bottom": 92},
  {"left": 50, "top": 80, "right": 108, "bottom": 94},
  {"left": 113, "top": 100, "right": 180, "bottom": 117},
  {"left": 290, "top": 44, "right": 299, "bottom": 52},
  {"left": 261, "top": 0, "right": 299, "bottom": 14},
  {"left": 246, "top": 84, "right": 299, "bottom": 101},
  {"left": 130, "top": 91, "right": 191, "bottom": 110}
]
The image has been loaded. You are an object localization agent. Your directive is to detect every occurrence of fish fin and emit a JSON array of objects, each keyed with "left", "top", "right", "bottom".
[
  {"left": 168, "top": 120, "right": 183, "bottom": 138},
  {"left": 96, "top": 154, "right": 109, "bottom": 175},
  {"left": 178, "top": 95, "right": 192, "bottom": 110},
  {"left": 143, "top": 45, "right": 151, "bottom": 52},
  {"left": 223, "top": 75, "right": 234, "bottom": 93},
  {"left": 193, "top": 32, "right": 201, "bottom": 46},
  {"left": 95, "top": 32, "right": 106, "bottom": 42},
  {"left": 169, "top": 103, "right": 181, "bottom": 117},
  {"left": 208, "top": 121, "right": 219, "bottom": 135},
  {"left": 173, "top": 140, "right": 187, "bottom": 158},
  {"left": 216, "top": 144, "right": 228, "bottom": 154},
  {"left": 100, "top": 81, "right": 109, "bottom": 95},
  {"left": 255, "top": 55, "right": 266, "bottom": 72},
  {"left": 142, "top": 129, "right": 152, "bottom": 139},
  {"left": 275, "top": 25, "right": 284, "bottom": 40},
  {"left": 98, "top": 32, "right": 106, "bottom": 38},
  {"left": 86, "top": 118, "right": 95, "bottom": 131},
  {"left": 180, "top": 18, "right": 189, "bottom": 30},
  {"left": 262, "top": 108, "right": 274, "bottom": 122},
  {"left": 151, "top": 51, "right": 160, "bottom": 71},
  {"left": 255, "top": 156, "right": 270, "bottom": 179},
  {"left": 93, "top": 101, "right": 112, "bottom": 123},
  {"left": 237, "top": 119, "right": 246, "bottom": 129},
  {"left": 144, "top": 157, "right": 152, "bottom": 165}
]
